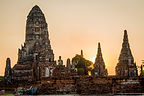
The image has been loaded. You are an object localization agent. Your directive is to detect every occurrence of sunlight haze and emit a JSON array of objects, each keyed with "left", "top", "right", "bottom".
[{"left": 0, "top": 0, "right": 144, "bottom": 76}]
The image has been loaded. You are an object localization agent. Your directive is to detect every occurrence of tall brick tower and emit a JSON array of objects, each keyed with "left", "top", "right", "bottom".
[
  {"left": 116, "top": 30, "right": 138, "bottom": 77},
  {"left": 12, "top": 5, "right": 56, "bottom": 82},
  {"left": 92, "top": 43, "right": 108, "bottom": 77}
]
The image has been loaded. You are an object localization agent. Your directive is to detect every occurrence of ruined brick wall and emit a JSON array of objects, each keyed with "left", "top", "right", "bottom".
[{"left": 38, "top": 76, "right": 144, "bottom": 95}]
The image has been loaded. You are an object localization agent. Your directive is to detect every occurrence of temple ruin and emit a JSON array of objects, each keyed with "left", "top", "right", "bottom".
[
  {"left": 116, "top": 30, "right": 138, "bottom": 77},
  {"left": 92, "top": 43, "right": 108, "bottom": 77},
  {"left": 12, "top": 5, "right": 56, "bottom": 82}
]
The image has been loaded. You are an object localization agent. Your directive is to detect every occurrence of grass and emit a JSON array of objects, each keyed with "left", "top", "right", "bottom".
[
  {"left": 4, "top": 91, "right": 14, "bottom": 95},
  {"left": 0, "top": 76, "right": 4, "bottom": 81}
]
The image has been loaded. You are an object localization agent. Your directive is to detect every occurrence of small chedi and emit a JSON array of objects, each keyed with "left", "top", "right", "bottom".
[
  {"left": 66, "top": 58, "right": 71, "bottom": 70},
  {"left": 115, "top": 30, "right": 138, "bottom": 77},
  {"left": 58, "top": 56, "right": 63, "bottom": 66},
  {"left": 4, "top": 58, "right": 12, "bottom": 83},
  {"left": 12, "top": 5, "right": 56, "bottom": 82},
  {"left": 92, "top": 43, "right": 108, "bottom": 77}
]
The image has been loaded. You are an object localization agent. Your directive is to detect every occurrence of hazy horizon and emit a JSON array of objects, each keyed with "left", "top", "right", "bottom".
[{"left": 0, "top": 0, "right": 144, "bottom": 76}]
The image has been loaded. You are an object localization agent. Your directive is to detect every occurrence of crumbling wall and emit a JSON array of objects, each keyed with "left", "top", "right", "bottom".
[{"left": 38, "top": 76, "right": 144, "bottom": 95}]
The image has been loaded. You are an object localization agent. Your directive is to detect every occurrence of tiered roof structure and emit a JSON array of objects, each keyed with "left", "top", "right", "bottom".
[
  {"left": 12, "top": 5, "right": 56, "bottom": 82},
  {"left": 92, "top": 43, "right": 108, "bottom": 77},
  {"left": 116, "top": 30, "right": 138, "bottom": 77}
]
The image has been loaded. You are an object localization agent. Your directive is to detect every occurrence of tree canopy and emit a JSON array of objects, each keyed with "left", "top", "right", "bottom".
[{"left": 72, "top": 54, "right": 93, "bottom": 75}]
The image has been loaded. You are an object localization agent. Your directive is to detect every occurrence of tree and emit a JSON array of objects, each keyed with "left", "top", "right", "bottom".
[
  {"left": 140, "top": 65, "right": 144, "bottom": 76},
  {"left": 139, "top": 60, "right": 144, "bottom": 76},
  {"left": 72, "top": 54, "right": 93, "bottom": 75}
]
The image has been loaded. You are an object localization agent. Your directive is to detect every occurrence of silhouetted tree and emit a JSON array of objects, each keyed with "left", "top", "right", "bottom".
[
  {"left": 72, "top": 54, "right": 93, "bottom": 75},
  {"left": 139, "top": 60, "right": 144, "bottom": 76},
  {"left": 140, "top": 65, "right": 144, "bottom": 76}
]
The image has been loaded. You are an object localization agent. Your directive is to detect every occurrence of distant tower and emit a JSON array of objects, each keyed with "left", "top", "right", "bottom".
[
  {"left": 116, "top": 30, "right": 138, "bottom": 77},
  {"left": 92, "top": 43, "right": 108, "bottom": 77},
  {"left": 66, "top": 58, "right": 71, "bottom": 70},
  {"left": 4, "top": 58, "right": 12, "bottom": 83},
  {"left": 81, "top": 50, "right": 83, "bottom": 57}
]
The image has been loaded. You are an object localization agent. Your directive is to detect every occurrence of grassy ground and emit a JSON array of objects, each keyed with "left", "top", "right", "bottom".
[
  {"left": 4, "top": 91, "right": 14, "bottom": 95},
  {"left": 0, "top": 76, "right": 4, "bottom": 81}
]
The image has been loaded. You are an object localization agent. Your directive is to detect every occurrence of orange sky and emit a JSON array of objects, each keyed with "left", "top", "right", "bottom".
[{"left": 0, "top": 0, "right": 144, "bottom": 76}]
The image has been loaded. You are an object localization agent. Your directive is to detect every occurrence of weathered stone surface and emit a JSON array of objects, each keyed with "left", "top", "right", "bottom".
[
  {"left": 52, "top": 65, "right": 77, "bottom": 78},
  {"left": 12, "top": 5, "right": 56, "bottom": 82},
  {"left": 58, "top": 56, "right": 63, "bottom": 66},
  {"left": 37, "top": 76, "right": 144, "bottom": 95},
  {"left": 66, "top": 58, "right": 71, "bottom": 70},
  {"left": 116, "top": 30, "right": 138, "bottom": 77},
  {"left": 4, "top": 58, "right": 12, "bottom": 84},
  {"left": 92, "top": 43, "right": 108, "bottom": 77}
]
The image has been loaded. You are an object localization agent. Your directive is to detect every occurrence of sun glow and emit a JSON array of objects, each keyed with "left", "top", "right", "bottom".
[
  {"left": 88, "top": 56, "right": 96, "bottom": 63},
  {"left": 88, "top": 56, "right": 108, "bottom": 69}
]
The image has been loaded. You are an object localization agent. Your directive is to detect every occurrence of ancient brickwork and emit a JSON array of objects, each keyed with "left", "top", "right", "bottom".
[
  {"left": 66, "top": 58, "right": 71, "bottom": 70},
  {"left": 4, "top": 58, "right": 12, "bottom": 83},
  {"left": 38, "top": 76, "right": 143, "bottom": 95},
  {"left": 12, "top": 5, "right": 56, "bottom": 82},
  {"left": 116, "top": 30, "right": 138, "bottom": 77},
  {"left": 92, "top": 43, "right": 108, "bottom": 77}
]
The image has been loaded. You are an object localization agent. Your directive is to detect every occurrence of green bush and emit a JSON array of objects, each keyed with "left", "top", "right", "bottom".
[
  {"left": 72, "top": 54, "right": 93, "bottom": 75},
  {"left": 0, "top": 76, "right": 4, "bottom": 81}
]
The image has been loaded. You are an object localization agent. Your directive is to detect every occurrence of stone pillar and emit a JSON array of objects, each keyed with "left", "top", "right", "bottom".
[
  {"left": 72, "top": 62, "right": 75, "bottom": 70},
  {"left": 4, "top": 58, "right": 12, "bottom": 83},
  {"left": 58, "top": 56, "right": 63, "bottom": 66},
  {"left": 66, "top": 58, "right": 71, "bottom": 70},
  {"left": 81, "top": 50, "right": 83, "bottom": 57}
]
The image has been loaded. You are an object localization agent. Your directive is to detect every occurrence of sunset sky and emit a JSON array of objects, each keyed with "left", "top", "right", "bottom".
[{"left": 0, "top": 0, "right": 144, "bottom": 76}]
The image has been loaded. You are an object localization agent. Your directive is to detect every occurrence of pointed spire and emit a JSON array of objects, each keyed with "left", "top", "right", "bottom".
[
  {"left": 81, "top": 50, "right": 83, "bottom": 57},
  {"left": 6, "top": 58, "right": 11, "bottom": 68},
  {"left": 28, "top": 5, "right": 43, "bottom": 17},
  {"left": 95, "top": 42, "right": 103, "bottom": 63},
  {"left": 122, "top": 30, "right": 129, "bottom": 49},
  {"left": 33, "top": 5, "right": 40, "bottom": 9},
  {"left": 124, "top": 30, "right": 128, "bottom": 42},
  {"left": 26, "top": 5, "right": 47, "bottom": 42},
  {"left": 4, "top": 58, "right": 12, "bottom": 83},
  {"left": 93, "top": 42, "right": 107, "bottom": 77},
  {"left": 116, "top": 30, "right": 138, "bottom": 77},
  {"left": 119, "top": 30, "right": 133, "bottom": 61},
  {"left": 66, "top": 58, "right": 71, "bottom": 70},
  {"left": 97, "top": 42, "right": 102, "bottom": 56}
]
